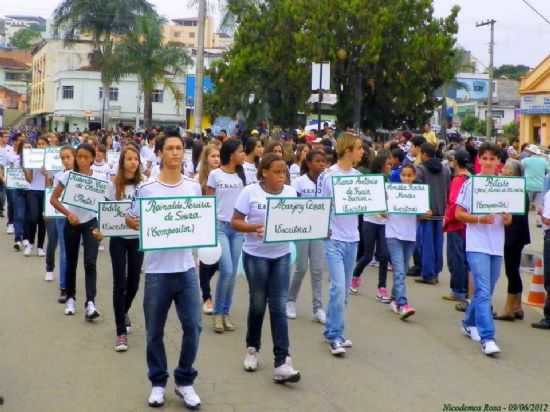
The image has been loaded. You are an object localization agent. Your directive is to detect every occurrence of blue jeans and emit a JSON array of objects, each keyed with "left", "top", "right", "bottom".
[
  {"left": 55, "top": 219, "right": 67, "bottom": 290},
  {"left": 324, "top": 239, "right": 358, "bottom": 343},
  {"left": 418, "top": 220, "right": 444, "bottom": 281},
  {"left": 243, "top": 252, "right": 290, "bottom": 367},
  {"left": 464, "top": 252, "right": 502, "bottom": 343},
  {"left": 386, "top": 238, "right": 415, "bottom": 306},
  {"left": 13, "top": 189, "right": 26, "bottom": 242},
  {"left": 446, "top": 231, "right": 468, "bottom": 300},
  {"left": 6, "top": 188, "right": 14, "bottom": 224},
  {"left": 143, "top": 270, "right": 202, "bottom": 387},
  {"left": 214, "top": 221, "right": 244, "bottom": 315}
]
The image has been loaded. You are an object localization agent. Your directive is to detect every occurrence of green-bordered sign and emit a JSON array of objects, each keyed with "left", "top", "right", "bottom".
[
  {"left": 331, "top": 174, "right": 387, "bottom": 215},
  {"left": 264, "top": 197, "right": 332, "bottom": 243},
  {"left": 44, "top": 147, "right": 63, "bottom": 171},
  {"left": 23, "top": 148, "right": 45, "bottom": 169},
  {"left": 471, "top": 176, "right": 526, "bottom": 215},
  {"left": 5, "top": 167, "right": 29, "bottom": 189},
  {"left": 139, "top": 196, "right": 217, "bottom": 252},
  {"left": 385, "top": 183, "right": 430, "bottom": 215},
  {"left": 44, "top": 187, "right": 64, "bottom": 218},
  {"left": 60, "top": 171, "right": 108, "bottom": 212},
  {"left": 98, "top": 201, "right": 137, "bottom": 237}
]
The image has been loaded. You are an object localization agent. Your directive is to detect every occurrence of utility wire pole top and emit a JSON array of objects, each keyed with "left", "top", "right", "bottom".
[{"left": 476, "top": 19, "right": 496, "bottom": 142}]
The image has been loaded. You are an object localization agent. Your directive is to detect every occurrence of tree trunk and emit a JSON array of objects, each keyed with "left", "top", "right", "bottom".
[
  {"left": 144, "top": 90, "right": 153, "bottom": 129},
  {"left": 101, "top": 82, "right": 111, "bottom": 130},
  {"left": 440, "top": 83, "right": 448, "bottom": 141},
  {"left": 352, "top": 69, "right": 363, "bottom": 131},
  {"left": 194, "top": 0, "right": 207, "bottom": 135}
]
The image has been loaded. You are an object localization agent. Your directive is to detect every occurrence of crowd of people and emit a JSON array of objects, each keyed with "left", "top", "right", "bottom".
[{"left": 0, "top": 123, "right": 549, "bottom": 409}]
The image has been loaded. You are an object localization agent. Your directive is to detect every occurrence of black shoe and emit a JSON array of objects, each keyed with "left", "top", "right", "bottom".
[
  {"left": 58, "top": 289, "right": 68, "bottom": 304},
  {"left": 494, "top": 314, "right": 515, "bottom": 321},
  {"left": 407, "top": 266, "right": 421, "bottom": 277},
  {"left": 514, "top": 310, "right": 524, "bottom": 320},
  {"left": 415, "top": 278, "right": 439, "bottom": 285},
  {"left": 531, "top": 319, "right": 550, "bottom": 330}
]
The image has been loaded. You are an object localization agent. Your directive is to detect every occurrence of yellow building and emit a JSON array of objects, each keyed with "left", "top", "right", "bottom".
[
  {"left": 164, "top": 17, "right": 214, "bottom": 48},
  {"left": 31, "top": 40, "right": 93, "bottom": 128},
  {"left": 519, "top": 55, "right": 550, "bottom": 147}
]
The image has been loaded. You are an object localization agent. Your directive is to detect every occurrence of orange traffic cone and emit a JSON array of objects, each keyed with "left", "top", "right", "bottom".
[{"left": 525, "top": 257, "right": 546, "bottom": 308}]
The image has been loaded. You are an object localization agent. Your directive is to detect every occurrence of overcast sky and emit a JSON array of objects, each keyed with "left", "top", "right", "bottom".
[{"left": 1, "top": 0, "right": 550, "bottom": 68}]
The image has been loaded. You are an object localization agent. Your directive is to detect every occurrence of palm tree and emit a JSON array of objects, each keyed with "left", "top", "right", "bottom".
[
  {"left": 116, "top": 13, "right": 192, "bottom": 128},
  {"left": 52, "top": 0, "right": 155, "bottom": 128}
]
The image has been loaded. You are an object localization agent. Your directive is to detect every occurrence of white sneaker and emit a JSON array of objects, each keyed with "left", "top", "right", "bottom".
[
  {"left": 341, "top": 338, "right": 353, "bottom": 348},
  {"left": 175, "top": 385, "right": 201, "bottom": 410},
  {"left": 85, "top": 301, "right": 101, "bottom": 321},
  {"left": 6, "top": 224, "right": 14, "bottom": 234},
  {"left": 481, "top": 340, "right": 501, "bottom": 356},
  {"left": 148, "top": 386, "right": 165, "bottom": 408},
  {"left": 45, "top": 271, "right": 54, "bottom": 282},
  {"left": 13, "top": 241, "right": 22, "bottom": 251},
  {"left": 313, "top": 308, "right": 326, "bottom": 324},
  {"left": 273, "top": 357, "right": 301, "bottom": 383},
  {"left": 65, "top": 298, "right": 76, "bottom": 315},
  {"left": 24, "top": 244, "right": 33, "bottom": 257},
  {"left": 390, "top": 301, "right": 400, "bottom": 314},
  {"left": 461, "top": 324, "right": 481, "bottom": 342},
  {"left": 37, "top": 248, "right": 46, "bottom": 257},
  {"left": 22, "top": 239, "right": 29, "bottom": 247},
  {"left": 286, "top": 301, "right": 297, "bottom": 319},
  {"left": 244, "top": 347, "right": 259, "bottom": 372}
]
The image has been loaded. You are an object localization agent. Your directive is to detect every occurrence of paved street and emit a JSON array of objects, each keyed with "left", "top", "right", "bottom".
[{"left": 0, "top": 216, "right": 549, "bottom": 412}]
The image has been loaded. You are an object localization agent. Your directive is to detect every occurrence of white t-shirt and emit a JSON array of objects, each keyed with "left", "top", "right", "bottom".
[
  {"left": 0, "top": 145, "right": 14, "bottom": 167},
  {"left": 385, "top": 215, "right": 416, "bottom": 241},
  {"left": 140, "top": 145, "right": 156, "bottom": 167},
  {"left": 320, "top": 164, "right": 360, "bottom": 243},
  {"left": 293, "top": 174, "right": 321, "bottom": 197},
  {"left": 6, "top": 152, "right": 21, "bottom": 168},
  {"left": 243, "top": 161, "right": 258, "bottom": 185},
  {"left": 91, "top": 161, "right": 112, "bottom": 182},
  {"left": 58, "top": 170, "right": 102, "bottom": 224},
  {"left": 456, "top": 178, "right": 504, "bottom": 256},
  {"left": 289, "top": 163, "right": 301, "bottom": 185},
  {"left": 363, "top": 214, "right": 387, "bottom": 225},
  {"left": 184, "top": 158, "right": 197, "bottom": 178},
  {"left": 235, "top": 183, "right": 297, "bottom": 259},
  {"left": 129, "top": 175, "right": 200, "bottom": 274},
  {"left": 29, "top": 169, "right": 46, "bottom": 191},
  {"left": 207, "top": 168, "right": 244, "bottom": 222},
  {"left": 542, "top": 191, "right": 550, "bottom": 231},
  {"left": 105, "top": 181, "right": 137, "bottom": 201}
]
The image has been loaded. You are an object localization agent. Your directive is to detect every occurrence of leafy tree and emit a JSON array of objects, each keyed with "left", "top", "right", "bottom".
[
  {"left": 503, "top": 122, "right": 519, "bottom": 138},
  {"left": 53, "top": 0, "right": 154, "bottom": 128},
  {"left": 10, "top": 25, "right": 43, "bottom": 49},
  {"left": 461, "top": 115, "right": 477, "bottom": 134},
  {"left": 115, "top": 14, "right": 192, "bottom": 128},
  {"left": 494, "top": 65, "right": 530, "bottom": 80}
]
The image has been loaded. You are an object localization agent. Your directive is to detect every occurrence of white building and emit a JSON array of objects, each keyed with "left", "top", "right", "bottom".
[{"left": 52, "top": 68, "right": 186, "bottom": 132}]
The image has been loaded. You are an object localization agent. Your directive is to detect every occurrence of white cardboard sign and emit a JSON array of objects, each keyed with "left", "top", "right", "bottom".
[
  {"left": 139, "top": 196, "right": 217, "bottom": 251},
  {"left": 385, "top": 183, "right": 430, "bottom": 215},
  {"left": 98, "top": 201, "right": 137, "bottom": 237},
  {"left": 471, "top": 176, "right": 526, "bottom": 215},
  {"left": 23, "top": 148, "right": 45, "bottom": 169},
  {"left": 44, "top": 187, "right": 65, "bottom": 218},
  {"left": 5, "top": 167, "right": 29, "bottom": 189},
  {"left": 60, "top": 171, "right": 108, "bottom": 212},
  {"left": 264, "top": 197, "right": 332, "bottom": 243},
  {"left": 332, "top": 174, "right": 387, "bottom": 215},
  {"left": 44, "top": 148, "right": 63, "bottom": 171}
]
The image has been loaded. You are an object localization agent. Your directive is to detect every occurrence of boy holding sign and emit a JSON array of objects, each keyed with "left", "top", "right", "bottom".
[
  {"left": 125, "top": 133, "right": 202, "bottom": 409},
  {"left": 456, "top": 143, "right": 512, "bottom": 356}
]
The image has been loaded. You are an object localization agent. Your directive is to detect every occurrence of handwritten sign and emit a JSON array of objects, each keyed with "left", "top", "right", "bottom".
[
  {"left": 264, "top": 197, "right": 331, "bottom": 243},
  {"left": 331, "top": 174, "right": 387, "bottom": 215},
  {"left": 471, "top": 176, "right": 526, "bottom": 215},
  {"left": 385, "top": 183, "right": 430, "bottom": 215},
  {"left": 44, "top": 148, "right": 63, "bottom": 171},
  {"left": 61, "top": 171, "right": 108, "bottom": 212},
  {"left": 98, "top": 201, "right": 137, "bottom": 237},
  {"left": 5, "top": 167, "right": 29, "bottom": 189},
  {"left": 107, "top": 150, "right": 120, "bottom": 167},
  {"left": 23, "top": 148, "right": 45, "bottom": 169},
  {"left": 139, "top": 196, "right": 217, "bottom": 251},
  {"left": 44, "top": 187, "right": 65, "bottom": 218}
]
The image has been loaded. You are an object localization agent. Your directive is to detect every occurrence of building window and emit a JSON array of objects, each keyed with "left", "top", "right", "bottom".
[
  {"left": 5, "top": 72, "right": 19, "bottom": 81},
  {"left": 62, "top": 85, "right": 74, "bottom": 99},
  {"left": 152, "top": 89, "right": 164, "bottom": 103},
  {"left": 99, "top": 87, "right": 119, "bottom": 101},
  {"left": 189, "top": 32, "right": 195, "bottom": 38},
  {"left": 174, "top": 31, "right": 181, "bottom": 38}
]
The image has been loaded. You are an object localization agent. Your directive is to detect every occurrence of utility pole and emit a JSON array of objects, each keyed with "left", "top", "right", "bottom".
[
  {"left": 476, "top": 19, "right": 496, "bottom": 142},
  {"left": 194, "top": 0, "right": 207, "bottom": 136}
]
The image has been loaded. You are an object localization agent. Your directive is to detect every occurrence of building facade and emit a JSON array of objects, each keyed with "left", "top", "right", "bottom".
[
  {"left": 164, "top": 17, "right": 232, "bottom": 50},
  {"left": 4, "top": 15, "right": 46, "bottom": 47}
]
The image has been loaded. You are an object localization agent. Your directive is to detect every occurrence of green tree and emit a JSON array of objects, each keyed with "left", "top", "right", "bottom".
[
  {"left": 53, "top": 0, "right": 154, "bottom": 128},
  {"left": 461, "top": 115, "right": 477, "bottom": 134},
  {"left": 10, "top": 25, "right": 43, "bottom": 49},
  {"left": 494, "top": 65, "right": 530, "bottom": 80},
  {"left": 503, "top": 122, "right": 519, "bottom": 139},
  {"left": 115, "top": 14, "right": 192, "bottom": 128}
]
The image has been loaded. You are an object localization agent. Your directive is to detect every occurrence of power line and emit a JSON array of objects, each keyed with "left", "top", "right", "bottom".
[{"left": 520, "top": 0, "right": 550, "bottom": 26}]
